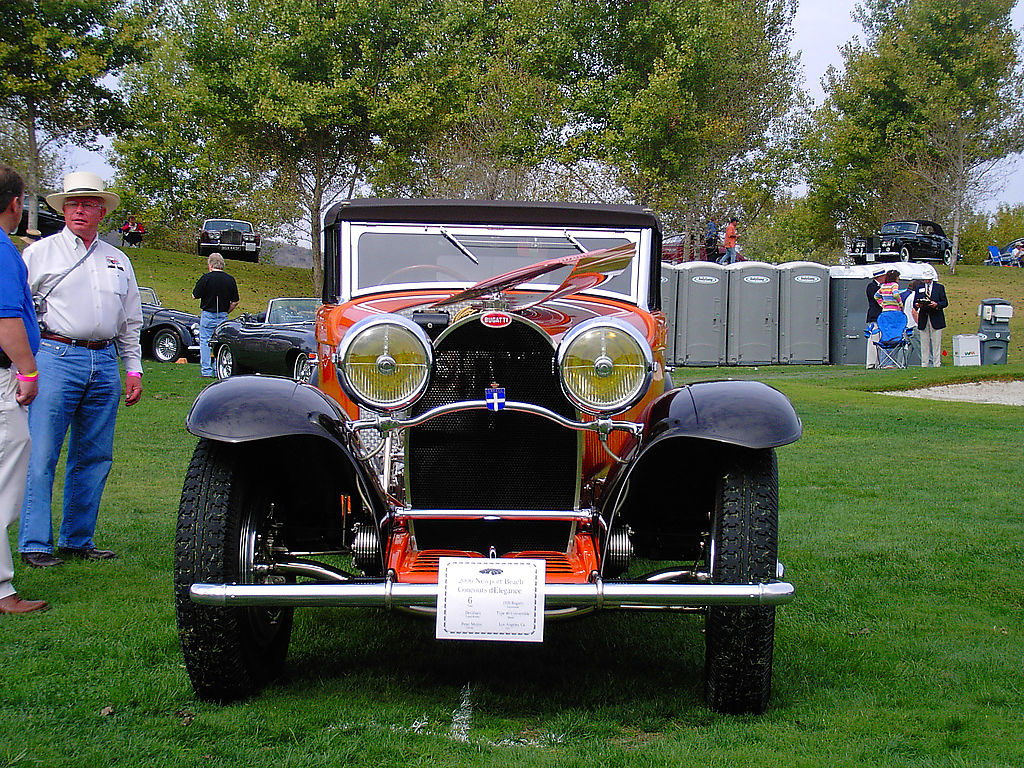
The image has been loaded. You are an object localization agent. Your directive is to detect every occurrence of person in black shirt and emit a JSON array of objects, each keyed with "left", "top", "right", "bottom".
[{"left": 192, "top": 253, "right": 239, "bottom": 377}]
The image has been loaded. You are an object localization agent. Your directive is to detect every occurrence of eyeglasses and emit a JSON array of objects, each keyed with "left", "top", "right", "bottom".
[{"left": 63, "top": 200, "right": 104, "bottom": 212}]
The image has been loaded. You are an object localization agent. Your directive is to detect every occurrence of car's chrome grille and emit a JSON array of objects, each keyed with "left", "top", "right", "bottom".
[
  {"left": 407, "top": 318, "right": 578, "bottom": 510},
  {"left": 220, "top": 230, "right": 243, "bottom": 245}
]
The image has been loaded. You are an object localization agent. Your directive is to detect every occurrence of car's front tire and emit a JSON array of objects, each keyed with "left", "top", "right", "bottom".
[
  {"left": 174, "top": 439, "right": 294, "bottom": 702},
  {"left": 151, "top": 328, "right": 183, "bottom": 363},
  {"left": 215, "top": 344, "right": 234, "bottom": 379},
  {"left": 943, "top": 248, "right": 954, "bottom": 266},
  {"left": 899, "top": 246, "right": 912, "bottom": 262},
  {"left": 703, "top": 447, "right": 779, "bottom": 715}
]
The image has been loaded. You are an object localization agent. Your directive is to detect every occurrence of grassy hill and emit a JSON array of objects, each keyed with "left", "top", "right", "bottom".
[{"left": 127, "top": 246, "right": 316, "bottom": 314}]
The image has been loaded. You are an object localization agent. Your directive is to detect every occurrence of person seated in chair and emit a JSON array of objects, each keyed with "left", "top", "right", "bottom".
[{"left": 120, "top": 215, "right": 144, "bottom": 247}]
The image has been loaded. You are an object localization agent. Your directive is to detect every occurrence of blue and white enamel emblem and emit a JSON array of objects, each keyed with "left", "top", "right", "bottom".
[{"left": 484, "top": 387, "right": 506, "bottom": 412}]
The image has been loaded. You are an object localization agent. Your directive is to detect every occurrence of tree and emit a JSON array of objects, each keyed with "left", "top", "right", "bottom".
[
  {"left": 0, "top": 0, "right": 155, "bottom": 229},
  {"left": 177, "top": 0, "right": 459, "bottom": 293},
  {"left": 111, "top": 30, "right": 292, "bottom": 252},
  {"left": 550, "top": 0, "right": 801, "bottom": 241},
  {"left": 804, "top": 0, "right": 1024, "bottom": 269}
]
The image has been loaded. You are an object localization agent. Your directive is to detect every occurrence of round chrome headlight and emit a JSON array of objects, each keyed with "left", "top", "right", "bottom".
[
  {"left": 336, "top": 315, "right": 432, "bottom": 411},
  {"left": 557, "top": 318, "right": 653, "bottom": 415}
]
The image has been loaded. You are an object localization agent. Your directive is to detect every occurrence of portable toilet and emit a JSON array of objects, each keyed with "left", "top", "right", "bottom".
[
  {"left": 660, "top": 262, "right": 681, "bottom": 366},
  {"left": 673, "top": 261, "right": 728, "bottom": 366},
  {"left": 726, "top": 262, "right": 779, "bottom": 365},
  {"left": 828, "top": 263, "right": 933, "bottom": 365},
  {"left": 778, "top": 261, "right": 829, "bottom": 364}
]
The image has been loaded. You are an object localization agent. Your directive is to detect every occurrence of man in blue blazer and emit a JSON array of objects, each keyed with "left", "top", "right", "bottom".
[{"left": 914, "top": 276, "right": 948, "bottom": 366}]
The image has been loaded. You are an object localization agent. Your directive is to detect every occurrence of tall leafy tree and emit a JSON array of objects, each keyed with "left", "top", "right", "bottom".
[
  {"left": 805, "top": 0, "right": 1023, "bottom": 268},
  {"left": 178, "top": 0, "right": 459, "bottom": 291},
  {"left": 111, "top": 30, "right": 290, "bottom": 251},
  {"left": 550, "top": 0, "right": 800, "bottom": 238},
  {"left": 0, "top": 0, "right": 155, "bottom": 229}
]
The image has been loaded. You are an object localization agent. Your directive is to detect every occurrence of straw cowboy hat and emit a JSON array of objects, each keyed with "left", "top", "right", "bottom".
[{"left": 45, "top": 171, "right": 120, "bottom": 214}]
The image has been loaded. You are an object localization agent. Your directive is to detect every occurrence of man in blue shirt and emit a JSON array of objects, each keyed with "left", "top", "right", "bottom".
[{"left": 0, "top": 165, "right": 47, "bottom": 614}]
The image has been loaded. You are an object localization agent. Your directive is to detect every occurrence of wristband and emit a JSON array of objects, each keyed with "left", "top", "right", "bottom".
[
  {"left": 126, "top": 371, "right": 142, "bottom": 379},
  {"left": 16, "top": 371, "right": 39, "bottom": 382}
]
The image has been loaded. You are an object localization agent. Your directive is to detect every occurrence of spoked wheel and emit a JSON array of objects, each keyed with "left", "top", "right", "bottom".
[
  {"left": 152, "top": 329, "right": 182, "bottom": 362},
  {"left": 215, "top": 344, "right": 234, "bottom": 379},
  {"left": 703, "top": 447, "right": 779, "bottom": 715},
  {"left": 174, "top": 439, "right": 293, "bottom": 702},
  {"left": 292, "top": 352, "right": 313, "bottom": 383}
]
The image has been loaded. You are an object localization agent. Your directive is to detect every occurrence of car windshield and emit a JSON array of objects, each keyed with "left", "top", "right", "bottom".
[
  {"left": 204, "top": 220, "right": 253, "bottom": 233},
  {"left": 266, "top": 298, "right": 318, "bottom": 324},
  {"left": 138, "top": 287, "right": 158, "bottom": 305},
  {"left": 350, "top": 224, "right": 639, "bottom": 301},
  {"left": 880, "top": 222, "right": 918, "bottom": 235}
]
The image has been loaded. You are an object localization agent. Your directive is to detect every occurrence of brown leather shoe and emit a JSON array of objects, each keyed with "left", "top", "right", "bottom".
[
  {"left": 0, "top": 593, "right": 49, "bottom": 615},
  {"left": 20, "top": 552, "right": 64, "bottom": 568},
  {"left": 57, "top": 547, "right": 117, "bottom": 560}
]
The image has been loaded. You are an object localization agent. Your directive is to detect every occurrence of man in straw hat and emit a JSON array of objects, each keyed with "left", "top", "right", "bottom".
[{"left": 18, "top": 171, "right": 143, "bottom": 568}]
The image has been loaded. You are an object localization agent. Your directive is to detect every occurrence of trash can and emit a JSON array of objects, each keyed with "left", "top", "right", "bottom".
[
  {"left": 977, "top": 298, "right": 1013, "bottom": 365},
  {"left": 952, "top": 334, "right": 981, "bottom": 366}
]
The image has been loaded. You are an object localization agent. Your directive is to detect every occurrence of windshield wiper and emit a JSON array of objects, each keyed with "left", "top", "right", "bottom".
[{"left": 440, "top": 226, "right": 480, "bottom": 265}]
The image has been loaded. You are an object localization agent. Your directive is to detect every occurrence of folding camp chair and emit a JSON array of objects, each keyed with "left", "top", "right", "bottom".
[{"left": 874, "top": 311, "right": 912, "bottom": 369}]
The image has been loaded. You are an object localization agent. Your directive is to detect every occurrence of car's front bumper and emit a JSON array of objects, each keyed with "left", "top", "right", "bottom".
[{"left": 190, "top": 577, "right": 795, "bottom": 611}]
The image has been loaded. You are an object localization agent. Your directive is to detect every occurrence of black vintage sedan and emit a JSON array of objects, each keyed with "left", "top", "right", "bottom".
[
  {"left": 209, "top": 297, "right": 318, "bottom": 381},
  {"left": 848, "top": 220, "right": 954, "bottom": 264},
  {"left": 139, "top": 287, "right": 200, "bottom": 362}
]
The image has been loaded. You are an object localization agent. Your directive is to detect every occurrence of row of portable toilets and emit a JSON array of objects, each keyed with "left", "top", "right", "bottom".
[{"left": 661, "top": 260, "right": 943, "bottom": 367}]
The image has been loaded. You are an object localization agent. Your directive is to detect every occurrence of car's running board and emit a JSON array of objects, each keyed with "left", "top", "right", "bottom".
[{"left": 190, "top": 578, "right": 794, "bottom": 610}]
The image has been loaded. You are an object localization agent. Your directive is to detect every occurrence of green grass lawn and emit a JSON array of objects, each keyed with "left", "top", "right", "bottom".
[{"left": 2, "top": 248, "right": 1023, "bottom": 767}]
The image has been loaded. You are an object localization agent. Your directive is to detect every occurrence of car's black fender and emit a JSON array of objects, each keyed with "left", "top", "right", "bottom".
[
  {"left": 598, "top": 380, "right": 801, "bottom": 561},
  {"left": 185, "top": 375, "right": 387, "bottom": 522},
  {"left": 643, "top": 380, "right": 802, "bottom": 449}
]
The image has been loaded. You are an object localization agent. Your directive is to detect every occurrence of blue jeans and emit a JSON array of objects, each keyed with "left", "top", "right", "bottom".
[
  {"left": 199, "top": 311, "right": 227, "bottom": 376},
  {"left": 719, "top": 247, "right": 737, "bottom": 265},
  {"left": 18, "top": 340, "right": 121, "bottom": 554}
]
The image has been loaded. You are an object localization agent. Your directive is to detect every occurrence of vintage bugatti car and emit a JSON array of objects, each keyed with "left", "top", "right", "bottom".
[
  {"left": 197, "top": 218, "right": 261, "bottom": 262},
  {"left": 848, "top": 220, "right": 954, "bottom": 265},
  {"left": 139, "top": 287, "right": 200, "bottom": 362},
  {"left": 174, "top": 199, "right": 801, "bottom": 714},
  {"left": 209, "top": 297, "right": 318, "bottom": 382}
]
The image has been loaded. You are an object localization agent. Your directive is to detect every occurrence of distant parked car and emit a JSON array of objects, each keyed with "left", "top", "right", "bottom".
[
  {"left": 15, "top": 195, "right": 64, "bottom": 238},
  {"left": 139, "top": 287, "right": 201, "bottom": 362},
  {"left": 197, "top": 219, "right": 261, "bottom": 262},
  {"left": 848, "top": 220, "right": 954, "bottom": 265},
  {"left": 209, "top": 297, "right": 318, "bottom": 381}
]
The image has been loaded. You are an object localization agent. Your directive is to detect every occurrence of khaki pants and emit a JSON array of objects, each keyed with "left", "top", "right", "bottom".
[{"left": 0, "top": 369, "right": 31, "bottom": 599}]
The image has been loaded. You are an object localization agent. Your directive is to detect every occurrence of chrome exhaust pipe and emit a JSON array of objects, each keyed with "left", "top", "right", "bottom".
[{"left": 190, "top": 578, "right": 794, "bottom": 610}]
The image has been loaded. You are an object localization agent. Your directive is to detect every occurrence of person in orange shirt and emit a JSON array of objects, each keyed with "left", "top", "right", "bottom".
[{"left": 719, "top": 217, "right": 739, "bottom": 264}]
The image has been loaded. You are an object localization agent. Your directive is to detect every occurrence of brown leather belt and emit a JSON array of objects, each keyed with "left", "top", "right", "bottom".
[{"left": 41, "top": 332, "right": 115, "bottom": 350}]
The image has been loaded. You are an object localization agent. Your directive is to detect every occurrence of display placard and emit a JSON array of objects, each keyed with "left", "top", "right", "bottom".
[{"left": 436, "top": 558, "right": 545, "bottom": 642}]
